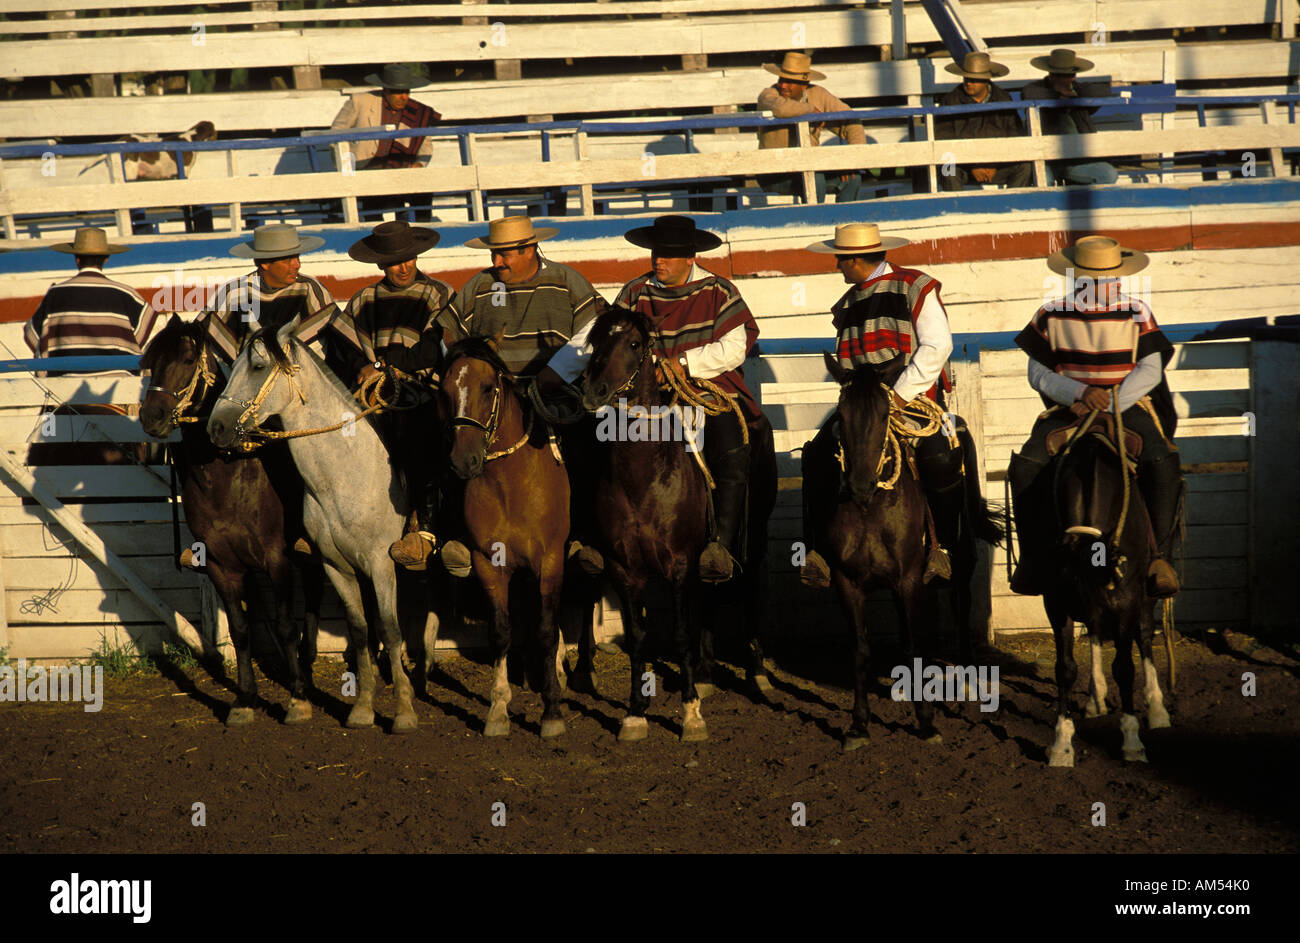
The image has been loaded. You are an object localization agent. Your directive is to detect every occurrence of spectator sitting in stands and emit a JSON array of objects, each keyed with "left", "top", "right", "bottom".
[
  {"left": 934, "top": 51, "right": 1032, "bottom": 191},
  {"left": 756, "top": 52, "right": 867, "bottom": 203},
  {"left": 1020, "top": 48, "right": 1118, "bottom": 186},
  {"left": 331, "top": 62, "right": 439, "bottom": 222}
]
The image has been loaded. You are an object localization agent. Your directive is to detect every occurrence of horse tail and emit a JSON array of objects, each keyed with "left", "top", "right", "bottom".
[{"left": 957, "top": 422, "right": 1006, "bottom": 546}]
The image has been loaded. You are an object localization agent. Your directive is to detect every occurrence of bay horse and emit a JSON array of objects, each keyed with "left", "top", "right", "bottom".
[
  {"left": 1026, "top": 414, "right": 1172, "bottom": 766},
  {"left": 807, "top": 352, "right": 942, "bottom": 750},
  {"left": 140, "top": 315, "right": 323, "bottom": 725},
  {"left": 438, "top": 337, "right": 573, "bottom": 738},
  {"left": 580, "top": 306, "right": 777, "bottom": 743},
  {"left": 206, "top": 324, "right": 423, "bottom": 733}
]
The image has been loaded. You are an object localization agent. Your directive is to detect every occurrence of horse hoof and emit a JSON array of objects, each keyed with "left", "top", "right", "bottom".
[
  {"left": 1123, "top": 748, "right": 1148, "bottom": 763},
  {"left": 1085, "top": 698, "right": 1108, "bottom": 718},
  {"left": 922, "top": 731, "right": 944, "bottom": 745},
  {"left": 694, "top": 682, "right": 717, "bottom": 699},
  {"left": 391, "top": 711, "right": 418, "bottom": 735},
  {"left": 842, "top": 734, "right": 869, "bottom": 753},
  {"left": 484, "top": 718, "right": 511, "bottom": 738},
  {"left": 540, "top": 718, "right": 566, "bottom": 739},
  {"left": 1047, "top": 748, "right": 1075, "bottom": 768},
  {"left": 284, "top": 699, "right": 312, "bottom": 725},
  {"left": 1148, "top": 707, "right": 1171, "bottom": 729},
  {"left": 618, "top": 716, "right": 648, "bottom": 742},
  {"left": 226, "top": 706, "right": 255, "bottom": 727},
  {"left": 346, "top": 705, "right": 375, "bottom": 729},
  {"left": 752, "top": 674, "right": 774, "bottom": 694},
  {"left": 681, "top": 719, "right": 708, "bottom": 742}
]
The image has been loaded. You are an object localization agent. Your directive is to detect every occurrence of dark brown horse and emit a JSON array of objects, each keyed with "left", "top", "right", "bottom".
[
  {"left": 580, "top": 306, "right": 777, "bottom": 742},
  {"left": 1027, "top": 419, "right": 1172, "bottom": 766},
  {"left": 806, "top": 352, "right": 941, "bottom": 750},
  {"left": 140, "top": 316, "right": 323, "bottom": 726},
  {"left": 438, "top": 337, "right": 573, "bottom": 738}
]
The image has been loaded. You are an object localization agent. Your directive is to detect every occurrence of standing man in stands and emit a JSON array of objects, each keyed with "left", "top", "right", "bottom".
[
  {"left": 756, "top": 51, "right": 867, "bottom": 204},
  {"left": 1020, "top": 48, "right": 1119, "bottom": 186},
  {"left": 934, "top": 51, "right": 1032, "bottom": 191},
  {"left": 24, "top": 227, "right": 156, "bottom": 374},
  {"left": 331, "top": 62, "right": 439, "bottom": 221}
]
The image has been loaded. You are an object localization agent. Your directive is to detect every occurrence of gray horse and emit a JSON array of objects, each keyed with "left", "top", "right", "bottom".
[{"left": 207, "top": 324, "right": 424, "bottom": 733}]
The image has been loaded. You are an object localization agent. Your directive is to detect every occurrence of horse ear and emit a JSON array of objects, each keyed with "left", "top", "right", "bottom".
[
  {"left": 874, "top": 352, "right": 909, "bottom": 388},
  {"left": 484, "top": 329, "right": 506, "bottom": 352},
  {"left": 824, "top": 350, "right": 851, "bottom": 385},
  {"left": 276, "top": 320, "right": 296, "bottom": 352}
]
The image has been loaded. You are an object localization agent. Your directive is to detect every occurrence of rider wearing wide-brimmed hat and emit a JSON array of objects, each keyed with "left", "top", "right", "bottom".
[
  {"left": 546, "top": 215, "right": 764, "bottom": 582},
  {"left": 1020, "top": 48, "right": 1118, "bottom": 186},
  {"left": 1008, "top": 235, "right": 1181, "bottom": 597},
  {"left": 799, "top": 223, "right": 1001, "bottom": 587},
  {"left": 934, "top": 51, "right": 1032, "bottom": 191},
  {"left": 330, "top": 221, "right": 471, "bottom": 574},
  {"left": 201, "top": 223, "right": 338, "bottom": 367}
]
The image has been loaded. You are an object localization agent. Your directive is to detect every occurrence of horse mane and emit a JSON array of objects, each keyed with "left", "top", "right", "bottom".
[
  {"left": 444, "top": 335, "right": 514, "bottom": 382},
  {"left": 140, "top": 314, "right": 204, "bottom": 372},
  {"left": 246, "top": 325, "right": 381, "bottom": 434},
  {"left": 586, "top": 304, "right": 650, "bottom": 350}
]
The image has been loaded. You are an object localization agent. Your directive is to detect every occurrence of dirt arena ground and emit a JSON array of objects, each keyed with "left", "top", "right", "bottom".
[{"left": 1, "top": 629, "right": 1295, "bottom": 854}]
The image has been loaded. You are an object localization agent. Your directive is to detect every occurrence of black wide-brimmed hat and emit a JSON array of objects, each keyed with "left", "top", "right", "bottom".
[
  {"left": 364, "top": 63, "right": 429, "bottom": 91},
  {"left": 624, "top": 216, "right": 722, "bottom": 255},
  {"left": 348, "top": 221, "right": 440, "bottom": 265}
]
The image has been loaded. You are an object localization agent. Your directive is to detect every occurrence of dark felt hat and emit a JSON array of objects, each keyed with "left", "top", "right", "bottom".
[
  {"left": 348, "top": 221, "right": 440, "bottom": 265},
  {"left": 624, "top": 216, "right": 722, "bottom": 255}
]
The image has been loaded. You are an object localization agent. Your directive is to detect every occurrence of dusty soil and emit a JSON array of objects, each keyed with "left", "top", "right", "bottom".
[{"left": 0, "top": 629, "right": 1295, "bottom": 854}]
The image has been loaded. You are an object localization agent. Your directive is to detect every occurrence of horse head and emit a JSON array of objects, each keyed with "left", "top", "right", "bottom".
[
  {"left": 140, "top": 315, "right": 218, "bottom": 437},
  {"left": 825, "top": 350, "right": 907, "bottom": 505},
  {"left": 207, "top": 323, "right": 298, "bottom": 449},
  {"left": 440, "top": 336, "right": 515, "bottom": 480},
  {"left": 581, "top": 305, "right": 655, "bottom": 412}
]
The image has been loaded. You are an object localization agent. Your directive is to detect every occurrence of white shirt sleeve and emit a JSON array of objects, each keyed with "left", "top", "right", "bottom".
[
  {"left": 1115, "top": 352, "right": 1164, "bottom": 412},
  {"left": 1028, "top": 357, "right": 1087, "bottom": 406},
  {"left": 683, "top": 324, "right": 747, "bottom": 379},
  {"left": 544, "top": 316, "right": 597, "bottom": 385},
  {"left": 892, "top": 290, "right": 953, "bottom": 402}
]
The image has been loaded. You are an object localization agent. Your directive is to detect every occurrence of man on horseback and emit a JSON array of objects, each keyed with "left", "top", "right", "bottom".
[
  {"left": 453, "top": 215, "right": 606, "bottom": 576},
  {"left": 543, "top": 215, "right": 761, "bottom": 583},
  {"left": 1008, "top": 236, "right": 1182, "bottom": 598},
  {"left": 799, "top": 222, "right": 997, "bottom": 587},
  {"left": 328, "top": 221, "right": 471, "bottom": 575}
]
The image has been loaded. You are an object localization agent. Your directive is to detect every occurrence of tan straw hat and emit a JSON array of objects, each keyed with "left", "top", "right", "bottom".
[
  {"left": 1047, "top": 235, "right": 1149, "bottom": 277},
  {"left": 763, "top": 51, "right": 827, "bottom": 83},
  {"left": 51, "top": 226, "right": 129, "bottom": 255},
  {"left": 945, "top": 50, "right": 1010, "bottom": 79},
  {"left": 463, "top": 215, "right": 558, "bottom": 251},
  {"left": 806, "top": 223, "right": 910, "bottom": 255},
  {"left": 230, "top": 223, "right": 325, "bottom": 259},
  {"left": 1030, "top": 48, "right": 1095, "bottom": 74}
]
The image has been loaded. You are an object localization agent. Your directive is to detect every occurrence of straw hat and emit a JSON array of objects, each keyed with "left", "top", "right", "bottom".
[
  {"left": 805, "top": 223, "right": 910, "bottom": 255},
  {"left": 51, "top": 227, "right": 129, "bottom": 255},
  {"left": 1030, "top": 48, "right": 1095, "bottom": 75},
  {"left": 1047, "top": 235, "right": 1149, "bottom": 277},
  {"left": 945, "top": 51, "right": 1010, "bottom": 79},
  {"left": 348, "top": 221, "right": 440, "bottom": 265},
  {"left": 363, "top": 63, "right": 430, "bottom": 91},
  {"left": 463, "top": 215, "right": 558, "bottom": 251},
  {"left": 229, "top": 224, "right": 325, "bottom": 259},
  {"left": 762, "top": 52, "right": 826, "bottom": 83},
  {"left": 624, "top": 215, "right": 722, "bottom": 254}
]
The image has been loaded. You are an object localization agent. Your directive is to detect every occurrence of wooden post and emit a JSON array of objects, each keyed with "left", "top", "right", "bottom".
[
  {"left": 0, "top": 522, "right": 10, "bottom": 655},
  {"left": 712, "top": 104, "right": 739, "bottom": 134},
  {"left": 463, "top": 132, "right": 484, "bottom": 222},
  {"left": 293, "top": 65, "right": 323, "bottom": 90},
  {"left": 575, "top": 130, "right": 594, "bottom": 216},
  {"left": 226, "top": 149, "right": 243, "bottom": 232},
  {"left": 951, "top": 346, "right": 993, "bottom": 645},
  {"left": 252, "top": 0, "right": 279, "bottom": 32},
  {"left": 1260, "top": 101, "right": 1286, "bottom": 177},
  {"left": 796, "top": 121, "right": 817, "bottom": 203},
  {"left": 0, "top": 157, "right": 16, "bottom": 241},
  {"left": 0, "top": 450, "right": 206, "bottom": 658},
  {"left": 90, "top": 74, "right": 116, "bottom": 98},
  {"left": 1026, "top": 105, "right": 1048, "bottom": 187},
  {"left": 104, "top": 148, "right": 133, "bottom": 238},
  {"left": 891, "top": 0, "right": 908, "bottom": 62}
]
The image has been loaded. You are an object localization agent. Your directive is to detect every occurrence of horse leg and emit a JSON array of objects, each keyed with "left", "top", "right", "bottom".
[
  {"left": 327, "top": 562, "right": 376, "bottom": 730},
  {"left": 616, "top": 575, "right": 650, "bottom": 743},
  {"left": 898, "top": 576, "right": 940, "bottom": 743},
  {"left": 1112, "top": 622, "right": 1146, "bottom": 763},
  {"left": 212, "top": 568, "right": 256, "bottom": 725},
  {"left": 838, "top": 577, "right": 872, "bottom": 752},
  {"left": 269, "top": 558, "right": 311, "bottom": 725},
  {"left": 676, "top": 581, "right": 707, "bottom": 742},
  {"left": 743, "top": 557, "right": 773, "bottom": 699},
  {"left": 538, "top": 558, "right": 567, "bottom": 739},
  {"left": 1085, "top": 633, "right": 1109, "bottom": 717},
  {"left": 566, "top": 571, "right": 600, "bottom": 697},
  {"left": 693, "top": 586, "right": 717, "bottom": 700},
  {"left": 298, "top": 555, "right": 324, "bottom": 697},
  {"left": 1045, "top": 594, "right": 1078, "bottom": 767},
  {"left": 373, "top": 556, "right": 417, "bottom": 734},
  {"left": 479, "top": 559, "right": 513, "bottom": 737},
  {"left": 1139, "top": 609, "right": 1171, "bottom": 730}
]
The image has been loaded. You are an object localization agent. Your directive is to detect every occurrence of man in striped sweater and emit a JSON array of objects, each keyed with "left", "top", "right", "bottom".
[
  {"left": 544, "top": 215, "right": 761, "bottom": 582},
  {"left": 329, "top": 221, "right": 470, "bottom": 574},
  {"left": 799, "top": 223, "right": 996, "bottom": 588},
  {"left": 1009, "top": 236, "right": 1181, "bottom": 597},
  {"left": 24, "top": 227, "right": 156, "bottom": 374}
]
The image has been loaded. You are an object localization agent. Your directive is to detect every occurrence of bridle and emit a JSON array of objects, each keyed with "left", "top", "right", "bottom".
[
  {"left": 213, "top": 341, "right": 308, "bottom": 446},
  {"left": 146, "top": 342, "right": 217, "bottom": 427},
  {"left": 444, "top": 355, "right": 532, "bottom": 461}
]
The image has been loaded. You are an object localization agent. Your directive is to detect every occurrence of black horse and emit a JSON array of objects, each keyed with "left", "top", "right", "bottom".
[
  {"left": 140, "top": 316, "right": 324, "bottom": 726},
  {"left": 1020, "top": 414, "right": 1173, "bottom": 766},
  {"left": 580, "top": 306, "right": 777, "bottom": 742}
]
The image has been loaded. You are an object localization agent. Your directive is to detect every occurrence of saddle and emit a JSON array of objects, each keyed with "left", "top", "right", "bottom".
[{"left": 1044, "top": 410, "right": 1143, "bottom": 464}]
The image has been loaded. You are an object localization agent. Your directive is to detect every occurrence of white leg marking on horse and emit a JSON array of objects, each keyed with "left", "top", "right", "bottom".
[
  {"left": 681, "top": 697, "right": 707, "bottom": 741},
  {"left": 1120, "top": 712, "right": 1147, "bottom": 762},
  {"left": 1143, "top": 657, "right": 1170, "bottom": 729},
  {"left": 1086, "top": 637, "right": 1109, "bottom": 717},
  {"left": 484, "top": 656, "right": 511, "bottom": 736},
  {"left": 1047, "top": 715, "right": 1075, "bottom": 767}
]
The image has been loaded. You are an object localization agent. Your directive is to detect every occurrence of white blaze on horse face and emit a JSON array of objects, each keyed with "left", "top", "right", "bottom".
[{"left": 452, "top": 362, "right": 471, "bottom": 419}]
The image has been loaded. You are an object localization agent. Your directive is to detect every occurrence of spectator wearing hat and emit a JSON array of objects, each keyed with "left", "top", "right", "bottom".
[
  {"left": 545, "top": 215, "right": 761, "bottom": 582},
  {"left": 201, "top": 223, "right": 339, "bottom": 368},
  {"left": 1020, "top": 48, "right": 1119, "bottom": 186},
  {"left": 755, "top": 52, "right": 867, "bottom": 204},
  {"left": 24, "top": 227, "right": 157, "bottom": 376},
  {"left": 934, "top": 51, "right": 1032, "bottom": 191},
  {"left": 331, "top": 63, "right": 440, "bottom": 221}
]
